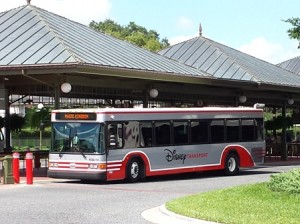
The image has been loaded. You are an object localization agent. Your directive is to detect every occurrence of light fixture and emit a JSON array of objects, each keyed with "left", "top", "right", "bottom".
[
  {"left": 149, "top": 88, "right": 158, "bottom": 98},
  {"left": 61, "top": 82, "right": 72, "bottom": 93},
  {"left": 37, "top": 103, "right": 44, "bottom": 109},
  {"left": 239, "top": 95, "right": 247, "bottom": 103},
  {"left": 288, "top": 97, "right": 294, "bottom": 105}
]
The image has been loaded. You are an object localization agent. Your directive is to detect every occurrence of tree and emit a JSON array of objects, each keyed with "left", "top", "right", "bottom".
[
  {"left": 10, "top": 114, "right": 26, "bottom": 132},
  {"left": 0, "top": 114, "right": 26, "bottom": 133},
  {"left": 265, "top": 115, "right": 293, "bottom": 132},
  {"left": 24, "top": 107, "right": 51, "bottom": 130},
  {"left": 89, "top": 19, "right": 170, "bottom": 51},
  {"left": 284, "top": 17, "right": 300, "bottom": 48}
]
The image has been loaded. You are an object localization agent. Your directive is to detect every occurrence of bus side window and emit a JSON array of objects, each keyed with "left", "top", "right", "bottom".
[
  {"left": 173, "top": 121, "right": 189, "bottom": 145},
  {"left": 210, "top": 120, "right": 225, "bottom": 143},
  {"left": 226, "top": 119, "right": 240, "bottom": 142},
  {"left": 255, "top": 119, "right": 264, "bottom": 141},
  {"left": 155, "top": 121, "right": 171, "bottom": 146},
  {"left": 140, "top": 122, "right": 153, "bottom": 147},
  {"left": 241, "top": 119, "right": 255, "bottom": 141},
  {"left": 123, "top": 121, "right": 140, "bottom": 149},
  {"left": 191, "top": 121, "right": 209, "bottom": 144}
]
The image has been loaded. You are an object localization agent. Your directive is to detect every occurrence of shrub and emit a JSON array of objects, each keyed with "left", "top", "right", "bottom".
[{"left": 267, "top": 168, "right": 300, "bottom": 194}]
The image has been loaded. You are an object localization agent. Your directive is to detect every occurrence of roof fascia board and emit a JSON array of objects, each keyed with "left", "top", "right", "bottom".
[
  {"left": 0, "top": 63, "right": 79, "bottom": 75},
  {"left": 75, "top": 64, "right": 260, "bottom": 88},
  {"left": 257, "top": 83, "right": 300, "bottom": 94}
]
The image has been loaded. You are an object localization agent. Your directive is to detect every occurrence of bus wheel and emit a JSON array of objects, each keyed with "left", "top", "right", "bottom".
[
  {"left": 224, "top": 153, "right": 239, "bottom": 176},
  {"left": 126, "top": 158, "right": 141, "bottom": 183}
]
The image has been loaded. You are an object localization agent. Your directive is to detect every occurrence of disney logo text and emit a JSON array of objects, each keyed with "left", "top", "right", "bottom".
[{"left": 164, "top": 149, "right": 186, "bottom": 164}]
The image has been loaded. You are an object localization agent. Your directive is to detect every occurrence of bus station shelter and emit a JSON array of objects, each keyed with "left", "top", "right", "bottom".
[{"left": 1, "top": 3, "right": 300, "bottom": 158}]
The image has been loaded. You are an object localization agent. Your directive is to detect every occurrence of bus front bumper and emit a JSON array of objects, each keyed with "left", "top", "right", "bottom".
[{"left": 48, "top": 170, "right": 107, "bottom": 180}]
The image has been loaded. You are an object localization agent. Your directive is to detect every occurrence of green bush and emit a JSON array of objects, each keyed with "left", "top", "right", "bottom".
[{"left": 267, "top": 168, "right": 300, "bottom": 194}]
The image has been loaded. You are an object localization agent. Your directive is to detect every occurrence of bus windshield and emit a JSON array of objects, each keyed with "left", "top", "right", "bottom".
[{"left": 51, "top": 122, "right": 104, "bottom": 154}]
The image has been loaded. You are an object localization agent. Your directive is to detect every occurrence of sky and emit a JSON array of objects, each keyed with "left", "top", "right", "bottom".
[{"left": 1, "top": 0, "right": 300, "bottom": 64}]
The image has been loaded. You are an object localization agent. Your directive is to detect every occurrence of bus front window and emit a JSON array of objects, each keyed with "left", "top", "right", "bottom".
[{"left": 51, "top": 123, "right": 104, "bottom": 154}]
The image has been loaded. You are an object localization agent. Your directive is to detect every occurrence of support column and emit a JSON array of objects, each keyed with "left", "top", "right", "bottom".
[
  {"left": 54, "top": 83, "right": 60, "bottom": 109},
  {"left": 281, "top": 101, "right": 287, "bottom": 161},
  {"left": 143, "top": 90, "right": 148, "bottom": 108},
  {"left": 5, "top": 100, "right": 11, "bottom": 152},
  {"left": 0, "top": 88, "right": 11, "bottom": 152},
  {"left": 0, "top": 85, "right": 10, "bottom": 151}
]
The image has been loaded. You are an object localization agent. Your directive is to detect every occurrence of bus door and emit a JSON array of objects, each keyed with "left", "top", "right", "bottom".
[{"left": 106, "top": 123, "right": 125, "bottom": 180}]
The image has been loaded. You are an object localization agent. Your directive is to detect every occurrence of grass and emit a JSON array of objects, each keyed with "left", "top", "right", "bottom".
[{"left": 166, "top": 182, "right": 300, "bottom": 224}]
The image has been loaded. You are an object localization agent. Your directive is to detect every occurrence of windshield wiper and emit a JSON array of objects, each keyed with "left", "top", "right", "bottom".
[
  {"left": 59, "top": 141, "right": 69, "bottom": 158},
  {"left": 72, "top": 146, "right": 86, "bottom": 159},
  {"left": 59, "top": 147, "right": 64, "bottom": 158}
]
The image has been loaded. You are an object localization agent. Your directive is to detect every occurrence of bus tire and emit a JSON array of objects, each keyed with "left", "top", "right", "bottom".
[
  {"left": 126, "top": 158, "right": 142, "bottom": 183},
  {"left": 224, "top": 153, "right": 239, "bottom": 176}
]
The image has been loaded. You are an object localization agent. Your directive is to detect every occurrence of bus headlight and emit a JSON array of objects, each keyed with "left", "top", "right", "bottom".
[
  {"left": 89, "top": 163, "right": 106, "bottom": 169},
  {"left": 49, "top": 162, "right": 58, "bottom": 167},
  {"left": 89, "top": 164, "right": 98, "bottom": 169}
]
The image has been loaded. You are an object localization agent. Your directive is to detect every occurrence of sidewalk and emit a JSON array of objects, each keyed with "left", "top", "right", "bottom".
[{"left": 0, "top": 167, "right": 50, "bottom": 185}]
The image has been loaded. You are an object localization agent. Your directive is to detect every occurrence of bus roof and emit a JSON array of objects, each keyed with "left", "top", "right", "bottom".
[{"left": 51, "top": 106, "right": 263, "bottom": 114}]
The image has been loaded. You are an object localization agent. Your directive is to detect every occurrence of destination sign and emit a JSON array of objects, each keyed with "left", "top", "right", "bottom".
[{"left": 55, "top": 113, "right": 97, "bottom": 121}]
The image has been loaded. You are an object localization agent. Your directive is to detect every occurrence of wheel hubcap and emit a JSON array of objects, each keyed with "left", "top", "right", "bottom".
[
  {"left": 130, "top": 162, "right": 139, "bottom": 179},
  {"left": 228, "top": 157, "right": 236, "bottom": 172}
]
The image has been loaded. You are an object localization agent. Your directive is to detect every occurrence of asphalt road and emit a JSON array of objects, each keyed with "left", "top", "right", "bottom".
[{"left": 0, "top": 164, "right": 299, "bottom": 224}]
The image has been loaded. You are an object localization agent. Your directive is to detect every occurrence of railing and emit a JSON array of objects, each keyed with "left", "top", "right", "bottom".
[
  {"left": 265, "top": 143, "right": 282, "bottom": 158},
  {"left": 286, "top": 143, "right": 300, "bottom": 158},
  {"left": 12, "top": 138, "right": 51, "bottom": 149},
  {"left": 265, "top": 143, "right": 300, "bottom": 159}
]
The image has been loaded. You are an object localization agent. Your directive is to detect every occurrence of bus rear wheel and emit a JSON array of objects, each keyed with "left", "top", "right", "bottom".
[
  {"left": 224, "top": 153, "right": 239, "bottom": 176},
  {"left": 126, "top": 158, "right": 141, "bottom": 183}
]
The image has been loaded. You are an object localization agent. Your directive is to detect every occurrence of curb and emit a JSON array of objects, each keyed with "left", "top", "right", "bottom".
[
  {"left": 0, "top": 177, "right": 54, "bottom": 187},
  {"left": 159, "top": 204, "right": 218, "bottom": 224},
  {"left": 142, "top": 204, "right": 219, "bottom": 224}
]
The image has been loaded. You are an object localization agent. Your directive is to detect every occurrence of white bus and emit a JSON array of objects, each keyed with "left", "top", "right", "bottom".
[{"left": 48, "top": 105, "right": 265, "bottom": 182}]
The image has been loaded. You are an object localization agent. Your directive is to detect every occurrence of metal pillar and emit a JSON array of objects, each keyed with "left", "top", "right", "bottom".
[
  {"left": 54, "top": 83, "right": 60, "bottom": 109},
  {"left": 143, "top": 90, "right": 148, "bottom": 108},
  {"left": 281, "top": 101, "right": 287, "bottom": 161},
  {"left": 4, "top": 88, "right": 11, "bottom": 151}
]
